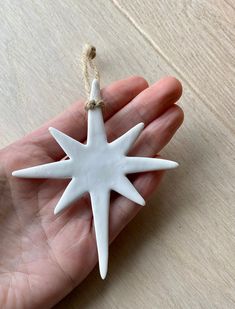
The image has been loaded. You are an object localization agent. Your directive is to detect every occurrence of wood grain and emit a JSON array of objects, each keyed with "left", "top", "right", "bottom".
[{"left": 0, "top": 1, "right": 234, "bottom": 308}]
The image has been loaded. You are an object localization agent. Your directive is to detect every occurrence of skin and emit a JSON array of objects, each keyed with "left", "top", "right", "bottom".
[{"left": 0, "top": 76, "right": 183, "bottom": 308}]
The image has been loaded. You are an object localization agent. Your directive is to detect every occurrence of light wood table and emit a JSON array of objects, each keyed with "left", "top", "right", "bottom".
[{"left": 0, "top": 1, "right": 234, "bottom": 308}]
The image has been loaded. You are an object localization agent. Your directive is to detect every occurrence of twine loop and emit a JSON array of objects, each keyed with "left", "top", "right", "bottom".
[{"left": 81, "top": 44, "right": 103, "bottom": 110}]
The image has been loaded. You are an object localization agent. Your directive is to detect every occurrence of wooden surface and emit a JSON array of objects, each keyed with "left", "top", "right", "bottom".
[{"left": 0, "top": 1, "right": 234, "bottom": 308}]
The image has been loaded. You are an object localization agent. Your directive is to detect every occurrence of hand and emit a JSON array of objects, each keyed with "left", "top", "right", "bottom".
[{"left": 0, "top": 76, "right": 183, "bottom": 308}]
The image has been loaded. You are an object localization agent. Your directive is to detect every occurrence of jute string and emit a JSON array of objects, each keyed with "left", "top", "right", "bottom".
[{"left": 81, "top": 44, "right": 104, "bottom": 110}]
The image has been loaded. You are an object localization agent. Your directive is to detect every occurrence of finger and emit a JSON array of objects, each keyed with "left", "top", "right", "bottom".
[
  {"left": 129, "top": 105, "right": 184, "bottom": 157},
  {"left": 21, "top": 76, "right": 148, "bottom": 160},
  {"left": 109, "top": 105, "right": 184, "bottom": 240},
  {"left": 106, "top": 76, "right": 182, "bottom": 142}
]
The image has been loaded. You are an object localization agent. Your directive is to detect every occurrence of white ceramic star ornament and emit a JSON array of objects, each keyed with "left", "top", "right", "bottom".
[
  {"left": 12, "top": 44, "right": 178, "bottom": 279},
  {"left": 12, "top": 79, "right": 178, "bottom": 279}
]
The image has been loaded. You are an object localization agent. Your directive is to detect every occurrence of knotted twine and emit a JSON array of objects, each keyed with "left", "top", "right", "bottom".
[{"left": 81, "top": 44, "right": 104, "bottom": 110}]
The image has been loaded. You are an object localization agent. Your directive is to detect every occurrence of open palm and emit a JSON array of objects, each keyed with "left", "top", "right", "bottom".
[{"left": 0, "top": 76, "right": 183, "bottom": 308}]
